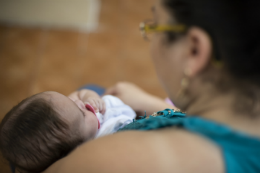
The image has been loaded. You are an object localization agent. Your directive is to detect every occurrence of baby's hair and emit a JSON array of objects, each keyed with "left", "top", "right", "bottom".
[{"left": 0, "top": 95, "right": 84, "bottom": 173}]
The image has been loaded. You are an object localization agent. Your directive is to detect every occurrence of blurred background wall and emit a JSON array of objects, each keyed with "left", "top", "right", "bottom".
[
  {"left": 0, "top": 0, "right": 167, "bottom": 172},
  {"left": 0, "top": 0, "right": 100, "bottom": 32}
]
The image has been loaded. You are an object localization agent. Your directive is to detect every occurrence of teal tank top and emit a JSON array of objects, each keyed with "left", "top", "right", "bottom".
[{"left": 119, "top": 109, "right": 260, "bottom": 173}]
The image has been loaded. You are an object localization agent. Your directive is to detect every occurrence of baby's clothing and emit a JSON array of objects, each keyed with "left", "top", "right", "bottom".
[{"left": 95, "top": 95, "right": 136, "bottom": 138}]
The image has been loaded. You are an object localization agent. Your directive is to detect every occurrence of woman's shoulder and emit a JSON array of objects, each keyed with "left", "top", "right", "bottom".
[{"left": 44, "top": 128, "right": 224, "bottom": 173}]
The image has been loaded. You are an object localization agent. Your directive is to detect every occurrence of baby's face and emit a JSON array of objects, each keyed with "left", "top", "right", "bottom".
[{"left": 40, "top": 91, "right": 99, "bottom": 141}]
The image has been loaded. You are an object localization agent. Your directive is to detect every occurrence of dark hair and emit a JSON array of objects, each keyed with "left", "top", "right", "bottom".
[
  {"left": 162, "top": 0, "right": 260, "bottom": 115},
  {"left": 0, "top": 96, "right": 84, "bottom": 173},
  {"left": 163, "top": 0, "right": 260, "bottom": 79}
]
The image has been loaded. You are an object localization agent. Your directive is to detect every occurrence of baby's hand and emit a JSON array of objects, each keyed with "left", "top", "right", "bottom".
[
  {"left": 84, "top": 96, "right": 106, "bottom": 114},
  {"left": 68, "top": 89, "right": 106, "bottom": 114}
]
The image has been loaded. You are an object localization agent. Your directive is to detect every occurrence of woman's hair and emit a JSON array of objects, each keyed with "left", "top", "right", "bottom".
[
  {"left": 162, "top": 0, "right": 260, "bottom": 114},
  {"left": 163, "top": 0, "right": 260, "bottom": 79},
  {"left": 0, "top": 96, "right": 84, "bottom": 173}
]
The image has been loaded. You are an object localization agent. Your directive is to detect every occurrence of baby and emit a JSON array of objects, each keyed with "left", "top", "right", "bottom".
[{"left": 0, "top": 89, "right": 136, "bottom": 173}]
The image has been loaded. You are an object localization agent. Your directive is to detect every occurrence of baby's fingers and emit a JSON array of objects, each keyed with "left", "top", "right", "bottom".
[
  {"left": 96, "top": 99, "right": 106, "bottom": 114},
  {"left": 100, "top": 100, "right": 106, "bottom": 114}
]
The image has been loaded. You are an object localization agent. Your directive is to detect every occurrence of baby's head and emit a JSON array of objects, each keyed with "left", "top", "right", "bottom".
[{"left": 0, "top": 91, "right": 99, "bottom": 173}]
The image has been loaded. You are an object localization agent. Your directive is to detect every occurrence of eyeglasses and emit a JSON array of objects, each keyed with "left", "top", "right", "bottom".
[
  {"left": 140, "top": 20, "right": 223, "bottom": 67},
  {"left": 139, "top": 20, "right": 186, "bottom": 41}
]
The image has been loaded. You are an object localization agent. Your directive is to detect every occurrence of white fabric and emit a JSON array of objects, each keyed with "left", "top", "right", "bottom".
[{"left": 95, "top": 95, "right": 136, "bottom": 138}]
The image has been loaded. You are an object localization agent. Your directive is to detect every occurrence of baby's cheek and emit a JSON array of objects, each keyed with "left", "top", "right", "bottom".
[
  {"left": 91, "top": 114, "right": 99, "bottom": 130},
  {"left": 80, "top": 119, "right": 93, "bottom": 141},
  {"left": 85, "top": 117, "right": 98, "bottom": 139}
]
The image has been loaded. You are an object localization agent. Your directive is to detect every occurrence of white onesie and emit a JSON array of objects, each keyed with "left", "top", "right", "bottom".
[{"left": 95, "top": 95, "right": 136, "bottom": 138}]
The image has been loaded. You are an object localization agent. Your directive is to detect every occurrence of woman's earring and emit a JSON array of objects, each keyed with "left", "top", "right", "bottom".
[
  {"left": 176, "top": 68, "right": 192, "bottom": 106},
  {"left": 176, "top": 77, "right": 189, "bottom": 99}
]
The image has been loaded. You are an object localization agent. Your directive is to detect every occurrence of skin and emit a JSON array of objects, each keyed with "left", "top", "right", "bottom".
[
  {"left": 43, "top": 0, "right": 260, "bottom": 172},
  {"left": 105, "top": 82, "right": 177, "bottom": 116},
  {"left": 41, "top": 90, "right": 103, "bottom": 141}
]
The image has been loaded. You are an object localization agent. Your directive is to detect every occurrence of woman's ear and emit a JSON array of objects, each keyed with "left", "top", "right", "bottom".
[{"left": 185, "top": 27, "right": 212, "bottom": 77}]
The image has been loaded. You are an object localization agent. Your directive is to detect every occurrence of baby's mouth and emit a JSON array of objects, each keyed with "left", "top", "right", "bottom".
[
  {"left": 85, "top": 104, "right": 100, "bottom": 129},
  {"left": 85, "top": 104, "right": 96, "bottom": 115}
]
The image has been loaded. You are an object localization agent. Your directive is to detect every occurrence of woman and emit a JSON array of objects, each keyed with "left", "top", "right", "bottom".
[{"left": 44, "top": 0, "right": 260, "bottom": 172}]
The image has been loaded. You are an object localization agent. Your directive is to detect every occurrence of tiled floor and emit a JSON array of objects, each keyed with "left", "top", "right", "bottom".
[{"left": 0, "top": 0, "right": 167, "bottom": 172}]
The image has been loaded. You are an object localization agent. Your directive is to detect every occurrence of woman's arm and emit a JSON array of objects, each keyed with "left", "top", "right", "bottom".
[
  {"left": 44, "top": 129, "right": 224, "bottom": 173},
  {"left": 105, "top": 82, "right": 178, "bottom": 116}
]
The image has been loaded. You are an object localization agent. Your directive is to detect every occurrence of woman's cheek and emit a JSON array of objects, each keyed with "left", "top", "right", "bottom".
[{"left": 150, "top": 36, "right": 162, "bottom": 65}]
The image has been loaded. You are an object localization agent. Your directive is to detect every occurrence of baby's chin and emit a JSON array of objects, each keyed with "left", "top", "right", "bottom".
[
  {"left": 85, "top": 127, "right": 98, "bottom": 141},
  {"left": 80, "top": 126, "right": 97, "bottom": 142}
]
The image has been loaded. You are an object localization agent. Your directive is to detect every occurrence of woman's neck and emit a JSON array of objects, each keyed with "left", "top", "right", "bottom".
[{"left": 186, "top": 90, "right": 260, "bottom": 138}]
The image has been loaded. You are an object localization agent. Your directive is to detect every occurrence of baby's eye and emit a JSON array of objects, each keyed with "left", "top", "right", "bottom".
[{"left": 74, "top": 100, "right": 86, "bottom": 110}]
